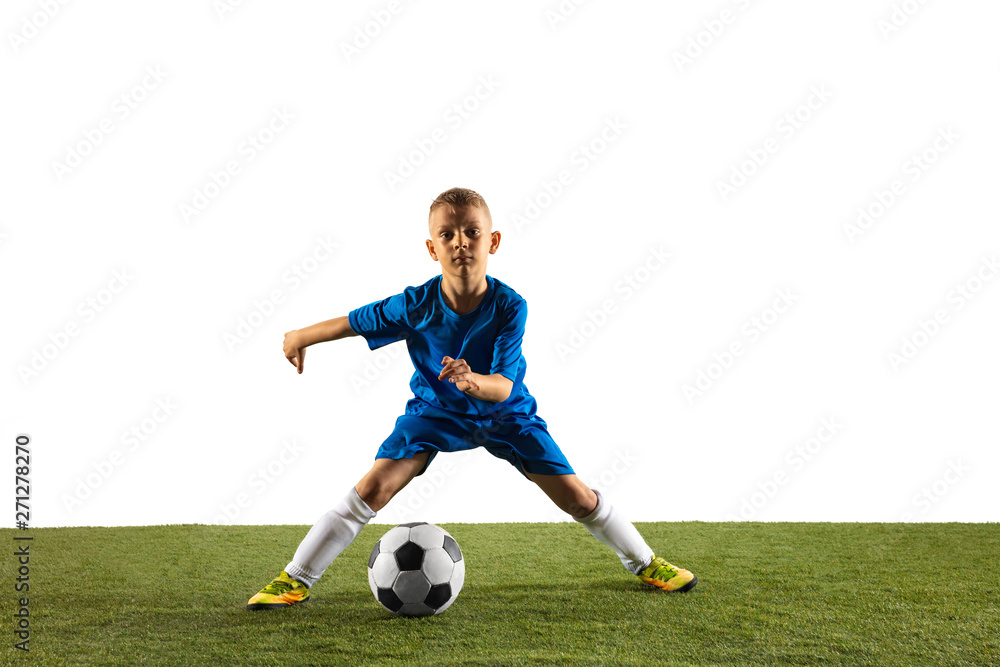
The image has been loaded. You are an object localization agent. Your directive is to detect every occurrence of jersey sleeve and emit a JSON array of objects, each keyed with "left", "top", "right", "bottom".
[
  {"left": 348, "top": 292, "right": 410, "bottom": 351},
  {"left": 490, "top": 299, "right": 527, "bottom": 382}
]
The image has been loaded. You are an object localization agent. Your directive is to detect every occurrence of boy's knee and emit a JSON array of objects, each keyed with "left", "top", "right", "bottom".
[
  {"left": 356, "top": 481, "right": 390, "bottom": 512},
  {"left": 356, "top": 457, "right": 425, "bottom": 511},
  {"left": 355, "top": 472, "right": 396, "bottom": 511},
  {"left": 566, "top": 487, "right": 598, "bottom": 519},
  {"left": 550, "top": 479, "right": 597, "bottom": 518}
]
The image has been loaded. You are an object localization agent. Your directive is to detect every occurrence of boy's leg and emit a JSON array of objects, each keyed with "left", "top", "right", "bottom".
[
  {"left": 354, "top": 452, "right": 432, "bottom": 512},
  {"left": 248, "top": 453, "right": 428, "bottom": 609},
  {"left": 282, "top": 487, "right": 374, "bottom": 588},
  {"left": 287, "top": 453, "right": 430, "bottom": 585},
  {"left": 527, "top": 472, "right": 696, "bottom": 592},
  {"left": 527, "top": 472, "right": 653, "bottom": 572}
]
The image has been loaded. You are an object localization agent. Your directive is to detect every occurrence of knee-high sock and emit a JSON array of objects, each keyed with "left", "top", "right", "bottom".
[
  {"left": 575, "top": 488, "right": 655, "bottom": 575},
  {"left": 285, "top": 487, "right": 375, "bottom": 587}
]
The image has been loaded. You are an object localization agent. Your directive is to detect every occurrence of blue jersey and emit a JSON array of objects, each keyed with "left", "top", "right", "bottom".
[{"left": 348, "top": 274, "right": 538, "bottom": 420}]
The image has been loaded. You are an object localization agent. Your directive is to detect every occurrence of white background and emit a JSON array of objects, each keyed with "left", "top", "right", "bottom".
[{"left": 4, "top": 0, "right": 998, "bottom": 527}]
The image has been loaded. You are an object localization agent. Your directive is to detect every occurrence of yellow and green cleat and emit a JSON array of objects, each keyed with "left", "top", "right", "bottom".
[
  {"left": 637, "top": 556, "right": 697, "bottom": 592},
  {"left": 247, "top": 571, "right": 310, "bottom": 610}
]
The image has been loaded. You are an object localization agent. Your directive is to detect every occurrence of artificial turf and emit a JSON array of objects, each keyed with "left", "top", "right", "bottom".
[{"left": 2, "top": 522, "right": 997, "bottom": 665}]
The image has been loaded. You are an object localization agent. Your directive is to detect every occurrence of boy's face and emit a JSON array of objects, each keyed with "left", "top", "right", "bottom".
[{"left": 426, "top": 205, "right": 500, "bottom": 279}]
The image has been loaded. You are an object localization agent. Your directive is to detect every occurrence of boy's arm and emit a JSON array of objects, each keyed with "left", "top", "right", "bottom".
[
  {"left": 283, "top": 316, "right": 357, "bottom": 374},
  {"left": 468, "top": 372, "right": 514, "bottom": 403},
  {"left": 438, "top": 355, "right": 513, "bottom": 403}
]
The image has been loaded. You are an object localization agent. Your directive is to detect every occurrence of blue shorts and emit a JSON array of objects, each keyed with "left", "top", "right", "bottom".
[{"left": 376, "top": 399, "right": 574, "bottom": 478}]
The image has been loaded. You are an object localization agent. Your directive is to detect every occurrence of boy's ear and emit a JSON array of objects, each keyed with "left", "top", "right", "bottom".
[
  {"left": 490, "top": 230, "right": 501, "bottom": 253},
  {"left": 426, "top": 238, "right": 439, "bottom": 261}
]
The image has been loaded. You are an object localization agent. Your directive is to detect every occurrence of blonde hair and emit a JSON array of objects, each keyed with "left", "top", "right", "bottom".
[{"left": 428, "top": 187, "right": 492, "bottom": 227}]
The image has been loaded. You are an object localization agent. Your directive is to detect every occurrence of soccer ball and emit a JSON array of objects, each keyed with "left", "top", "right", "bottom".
[{"left": 368, "top": 522, "right": 465, "bottom": 616}]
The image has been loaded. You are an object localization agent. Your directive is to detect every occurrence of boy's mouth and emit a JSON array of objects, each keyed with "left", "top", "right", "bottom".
[{"left": 455, "top": 256, "right": 471, "bottom": 262}]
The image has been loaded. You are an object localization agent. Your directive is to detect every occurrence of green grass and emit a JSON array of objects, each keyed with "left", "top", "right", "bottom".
[{"left": 2, "top": 523, "right": 997, "bottom": 666}]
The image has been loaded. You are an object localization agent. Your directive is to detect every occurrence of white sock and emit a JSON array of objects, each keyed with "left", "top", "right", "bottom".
[
  {"left": 285, "top": 487, "right": 376, "bottom": 587},
  {"left": 575, "top": 488, "right": 655, "bottom": 575}
]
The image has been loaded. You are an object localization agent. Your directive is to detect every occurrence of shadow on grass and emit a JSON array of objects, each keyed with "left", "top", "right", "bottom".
[{"left": 229, "top": 577, "right": 691, "bottom": 629}]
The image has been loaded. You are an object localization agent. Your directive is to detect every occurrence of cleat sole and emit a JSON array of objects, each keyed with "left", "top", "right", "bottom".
[
  {"left": 639, "top": 573, "right": 697, "bottom": 593},
  {"left": 246, "top": 598, "right": 308, "bottom": 611},
  {"left": 676, "top": 574, "right": 697, "bottom": 592}
]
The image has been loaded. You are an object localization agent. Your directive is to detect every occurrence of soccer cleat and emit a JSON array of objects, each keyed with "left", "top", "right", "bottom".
[
  {"left": 637, "top": 556, "right": 698, "bottom": 593},
  {"left": 247, "top": 571, "right": 310, "bottom": 610}
]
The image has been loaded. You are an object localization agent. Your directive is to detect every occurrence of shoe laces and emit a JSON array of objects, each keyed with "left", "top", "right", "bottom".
[
  {"left": 262, "top": 578, "right": 294, "bottom": 595},
  {"left": 647, "top": 557, "right": 679, "bottom": 580}
]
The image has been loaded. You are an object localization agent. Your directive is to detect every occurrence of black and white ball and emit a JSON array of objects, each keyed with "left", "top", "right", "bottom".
[{"left": 368, "top": 522, "right": 465, "bottom": 616}]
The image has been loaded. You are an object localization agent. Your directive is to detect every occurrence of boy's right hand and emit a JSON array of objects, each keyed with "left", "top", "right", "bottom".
[{"left": 283, "top": 330, "right": 306, "bottom": 374}]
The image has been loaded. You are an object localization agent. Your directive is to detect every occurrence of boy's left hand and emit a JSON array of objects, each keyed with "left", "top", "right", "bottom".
[{"left": 438, "top": 356, "right": 480, "bottom": 394}]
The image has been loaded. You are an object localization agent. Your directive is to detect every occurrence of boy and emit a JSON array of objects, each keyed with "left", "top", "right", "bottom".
[{"left": 247, "top": 187, "right": 696, "bottom": 610}]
